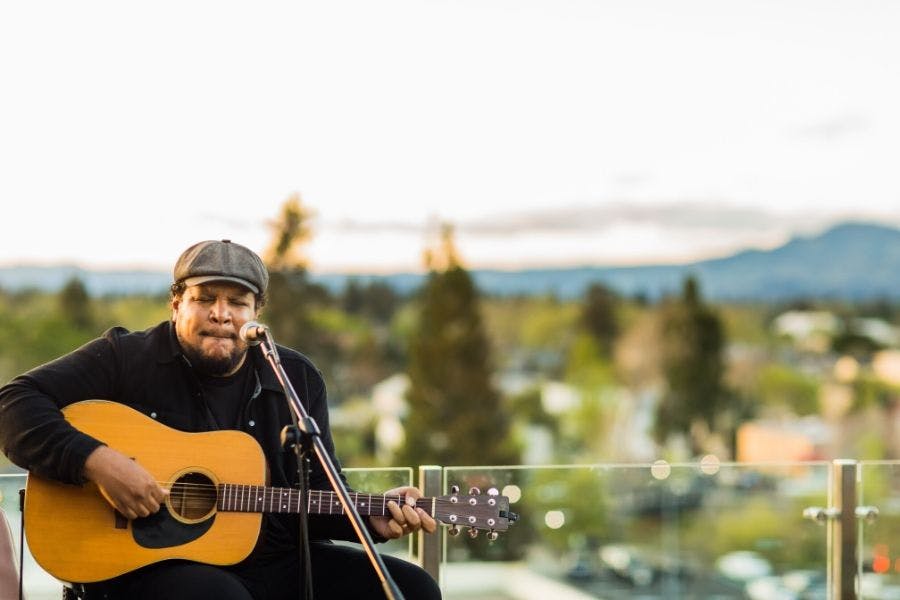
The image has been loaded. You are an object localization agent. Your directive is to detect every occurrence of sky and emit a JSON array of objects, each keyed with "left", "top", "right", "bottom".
[{"left": 1, "top": 1, "right": 898, "bottom": 274}]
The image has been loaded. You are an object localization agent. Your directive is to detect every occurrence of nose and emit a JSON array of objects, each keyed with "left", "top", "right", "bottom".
[{"left": 209, "top": 297, "right": 232, "bottom": 323}]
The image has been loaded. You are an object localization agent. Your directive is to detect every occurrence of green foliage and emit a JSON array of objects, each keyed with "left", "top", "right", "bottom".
[
  {"left": 718, "top": 304, "right": 773, "bottom": 346},
  {"left": 580, "top": 283, "right": 618, "bottom": 356},
  {"left": 655, "top": 277, "right": 728, "bottom": 452},
  {"left": 683, "top": 493, "right": 827, "bottom": 570},
  {"left": 399, "top": 265, "right": 518, "bottom": 466},
  {"left": 341, "top": 279, "right": 401, "bottom": 324},
  {"left": 529, "top": 467, "right": 611, "bottom": 553},
  {"left": 481, "top": 295, "right": 578, "bottom": 377},
  {"left": 755, "top": 364, "right": 820, "bottom": 415},
  {"left": 853, "top": 376, "right": 900, "bottom": 412},
  {"left": 59, "top": 277, "right": 94, "bottom": 330},
  {"left": 0, "top": 286, "right": 175, "bottom": 385}
]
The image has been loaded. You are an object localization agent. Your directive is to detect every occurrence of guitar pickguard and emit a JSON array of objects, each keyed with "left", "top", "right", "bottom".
[{"left": 131, "top": 505, "right": 215, "bottom": 549}]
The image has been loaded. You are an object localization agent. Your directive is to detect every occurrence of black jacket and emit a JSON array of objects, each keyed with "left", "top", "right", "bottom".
[{"left": 0, "top": 321, "right": 372, "bottom": 553}]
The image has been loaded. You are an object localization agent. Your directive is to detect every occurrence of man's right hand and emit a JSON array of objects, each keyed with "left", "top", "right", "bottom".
[{"left": 82, "top": 445, "right": 169, "bottom": 520}]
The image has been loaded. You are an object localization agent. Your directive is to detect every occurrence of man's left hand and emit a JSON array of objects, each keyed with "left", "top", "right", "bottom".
[{"left": 368, "top": 486, "right": 437, "bottom": 539}]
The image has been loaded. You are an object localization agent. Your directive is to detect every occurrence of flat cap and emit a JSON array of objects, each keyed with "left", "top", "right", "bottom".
[{"left": 173, "top": 239, "right": 269, "bottom": 294}]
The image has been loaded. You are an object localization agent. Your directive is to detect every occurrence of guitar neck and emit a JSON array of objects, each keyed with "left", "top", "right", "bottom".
[{"left": 217, "top": 484, "right": 432, "bottom": 518}]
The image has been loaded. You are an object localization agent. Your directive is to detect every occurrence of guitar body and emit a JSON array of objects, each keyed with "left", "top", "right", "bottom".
[{"left": 25, "top": 400, "right": 267, "bottom": 583}]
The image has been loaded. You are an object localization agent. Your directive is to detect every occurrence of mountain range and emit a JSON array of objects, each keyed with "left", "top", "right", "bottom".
[{"left": 2, "top": 222, "right": 900, "bottom": 301}]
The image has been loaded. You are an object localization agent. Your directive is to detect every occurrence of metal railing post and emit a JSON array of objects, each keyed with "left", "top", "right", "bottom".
[
  {"left": 832, "top": 459, "right": 859, "bottom": 600},
  {"left": 417, "top": 465, "right": 443, "bottom": 584}
]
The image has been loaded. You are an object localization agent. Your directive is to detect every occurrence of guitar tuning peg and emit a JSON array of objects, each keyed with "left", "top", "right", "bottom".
[
  {"left": 487, "top": 530, "right": 499, "bottom": 541},
  {"left": 468, "top": 527, "right": 479, "bottom": 539},
  {"left": 487, "top": 487, "right": 499, "bottom": 496},
  {"left": 469, "top": 486, "right": 481, "bottom": 495},
  {"left": 450, "top": 485, "right": 460, "bottom": 494},
  {"left": 448, "top": 525, "right": 460, "bottom": 537}
]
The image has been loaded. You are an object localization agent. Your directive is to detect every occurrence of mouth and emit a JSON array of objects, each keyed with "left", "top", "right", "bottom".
[{"left": 200, "top": 331, "right": 236, "bottom": 340}]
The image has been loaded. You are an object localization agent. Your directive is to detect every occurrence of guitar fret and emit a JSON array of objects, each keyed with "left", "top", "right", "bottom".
[{"left": 214, "top": 486, "right": 441, "bottom": 522}]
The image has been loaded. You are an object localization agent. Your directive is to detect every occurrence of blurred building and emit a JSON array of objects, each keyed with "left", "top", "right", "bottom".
[{"left": 736, "top": 418, "right": 830, "bottom": 462}]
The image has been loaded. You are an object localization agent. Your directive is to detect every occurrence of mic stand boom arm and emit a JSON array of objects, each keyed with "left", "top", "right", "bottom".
[{"left": 256, "top": 332, "right": 405, "bottom": 600}]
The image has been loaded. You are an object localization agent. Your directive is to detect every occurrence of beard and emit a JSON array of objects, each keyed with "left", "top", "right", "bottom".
[{"left": 178, "top": 333, "right": 246, "bottom": 376}]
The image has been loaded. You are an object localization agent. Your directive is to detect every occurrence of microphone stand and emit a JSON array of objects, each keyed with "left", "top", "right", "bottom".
[{"left": 255, "top": 330, "right": 405, "bottom": 600}]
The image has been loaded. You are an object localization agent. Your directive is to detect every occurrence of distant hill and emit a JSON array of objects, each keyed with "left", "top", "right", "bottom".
[{"left": 3, "top": 222, "right": 900, "bottom": 301}]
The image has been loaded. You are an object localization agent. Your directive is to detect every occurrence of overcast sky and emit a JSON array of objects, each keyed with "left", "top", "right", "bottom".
[{"left": 1, "top": 1, "right": 898, "bottom": 273}]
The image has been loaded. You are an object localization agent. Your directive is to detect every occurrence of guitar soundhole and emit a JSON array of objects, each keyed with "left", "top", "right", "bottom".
[{"left": 168, "top": 471, "right": 216, "bottom": 522}]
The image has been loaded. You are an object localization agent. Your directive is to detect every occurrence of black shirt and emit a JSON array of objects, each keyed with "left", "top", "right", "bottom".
[{"left": 199, "top": 358, "right": 252, "bottom": 430}]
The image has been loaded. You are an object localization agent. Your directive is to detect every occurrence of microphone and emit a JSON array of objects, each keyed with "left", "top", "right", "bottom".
[{"left": 239, "top": 321, "right": 269, "bottom": 346}]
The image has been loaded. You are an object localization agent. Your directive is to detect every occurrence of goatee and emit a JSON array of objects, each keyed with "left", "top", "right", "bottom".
[{"left": 178, "top": 337, "right": 245, "bottom": 377}]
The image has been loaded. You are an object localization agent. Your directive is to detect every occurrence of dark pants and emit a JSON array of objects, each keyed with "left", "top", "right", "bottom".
[{"left": 81, "top": 542, "right": 442, "bottom": 600}]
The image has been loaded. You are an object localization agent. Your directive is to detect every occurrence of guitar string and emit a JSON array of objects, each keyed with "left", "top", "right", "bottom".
[
  {"left": 147, "top": 484, "right": 496, "bottom": 514},
  {"left": 158, "top": 488, "right": 496, "bottom": 504},
  {"left": 151, "top": 480, "right": 499, "bottom": 502}
]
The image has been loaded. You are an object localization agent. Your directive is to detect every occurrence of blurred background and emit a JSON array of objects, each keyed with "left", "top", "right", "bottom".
[{"left": 3, "top": 1, "right": 900, "bottom": 598}]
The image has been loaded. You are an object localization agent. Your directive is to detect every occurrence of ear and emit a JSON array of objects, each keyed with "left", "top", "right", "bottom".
[{"left": 171, "top": 296, "right": 181, "bottom": 321}]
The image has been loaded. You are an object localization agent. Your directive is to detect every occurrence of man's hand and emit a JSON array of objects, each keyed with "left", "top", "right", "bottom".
[
  {"left": 368, "top": 486, "right": 437, "bottom": 540},
  {"left": 83, "top": 445, "right": 169, "bottom": 520}
]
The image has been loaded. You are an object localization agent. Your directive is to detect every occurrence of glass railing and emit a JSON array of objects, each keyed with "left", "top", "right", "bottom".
[
  {"left": 439, "top": 462, "right": 831, "bottom": 599},
  {"left": 858, "top": 461, "right": 900, "bottom": 600},
  {"left": 8, "top": 460, "right": 900, "bottom": 599}
]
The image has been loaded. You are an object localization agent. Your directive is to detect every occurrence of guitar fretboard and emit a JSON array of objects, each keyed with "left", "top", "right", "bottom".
[{"left": 217, "top": 484, "right": 432, "bottom": 517}]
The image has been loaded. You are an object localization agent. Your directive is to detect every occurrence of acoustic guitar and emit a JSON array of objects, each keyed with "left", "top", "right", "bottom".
[{"left": 24, "top": 400, "right": 517, "bottom": 583}]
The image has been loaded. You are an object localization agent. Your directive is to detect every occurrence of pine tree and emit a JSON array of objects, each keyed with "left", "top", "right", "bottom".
[
  {"left": 654, "top": 276, "right": 726, "bottom": 453},
  {"left": 58, "top": 276, "right": 94, "bottom": 331},
  {"left": 580, "top": 282, "right": 618, "bottom": 356},
  {"left": 399, "top": 226, "right": 517, "bottom": 466},
  {"left": 261, "top": 194, "right": 333, "bottom": 358}
]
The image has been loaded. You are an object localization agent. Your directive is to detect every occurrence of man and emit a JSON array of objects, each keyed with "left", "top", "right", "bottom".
[{"left": 0, "top": 240, "right": 441, "bottom": 599}]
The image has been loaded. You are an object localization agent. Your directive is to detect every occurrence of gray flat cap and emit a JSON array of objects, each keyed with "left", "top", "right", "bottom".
[{"left": 173, "top": 239, "right": 269, "bottom": 294}]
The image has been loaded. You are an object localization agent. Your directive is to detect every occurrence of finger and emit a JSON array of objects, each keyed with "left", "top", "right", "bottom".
[
  {"left": 417, "top": 508, "right": 437, "bottom": 533},
  {"left": 388, "top": 520, "right": 404, "bottom": 538},
  {"left": 401, "top": 505, "right": 421, "bottom": 530},
  {"left": 153, "top": 486, "right": 170, "bottom": 502},
  {"left": 386, "top": 500, "right": 406, "bottom": 524},
  {"left": 118, "top": 504, "right": 138, "bottom": 520}
]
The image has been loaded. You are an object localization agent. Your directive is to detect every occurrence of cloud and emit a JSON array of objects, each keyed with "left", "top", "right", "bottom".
[
  {"left": 458, "top": 201, "right": 779, "bottom": 236},
  {"left": 792, "top": 113, "right": 871, "bottom": 141},
  {"left": 328, "top": 218, "right": 424, "bottom": 234},
  {"left": 323, "top": 201, "right": 814, "bottom": 237},
  {"left": 320, "top": 200, "right": 898, "bottom": 247}
]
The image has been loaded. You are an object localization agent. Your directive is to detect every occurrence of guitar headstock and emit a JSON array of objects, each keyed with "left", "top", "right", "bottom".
[{"left": 432, "top": 485, "right": 519, "bottom": 541}]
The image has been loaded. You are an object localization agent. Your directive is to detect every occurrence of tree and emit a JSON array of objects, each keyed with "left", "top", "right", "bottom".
[
  {"left": 580, "top": 282, "right": 618, "bottom": 357},
  {"left": 58, "top": 277, "right": 94, "bottom": 330},
  {"left": 398, "top": 226, "right": 517, "bottom": 466},
  {"left": 261, "top": 194, "right": 335, "bottom": 363},
  {"left": 264, "top": 192, "right": 313, "bottom": 271},
  {"left": 654, "top": 276, "right": 727, "bottom": 454}
]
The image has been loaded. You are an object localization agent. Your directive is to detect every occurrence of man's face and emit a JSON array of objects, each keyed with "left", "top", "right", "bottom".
[{"left": 172, "top": 282, "right": 258, "bottom": 376}]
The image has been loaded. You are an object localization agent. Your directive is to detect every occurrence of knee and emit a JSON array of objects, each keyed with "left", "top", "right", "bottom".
[{"left": 387, "top": 558, "right": 442, "bottom": 600}]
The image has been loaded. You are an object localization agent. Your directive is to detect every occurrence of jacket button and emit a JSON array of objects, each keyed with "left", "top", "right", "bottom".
[
  {"left": 150, "top": 412, "right": 157, "bottom": 419},
  {"left": 248, "top": 420, "right": 255, "bottom": 427}
]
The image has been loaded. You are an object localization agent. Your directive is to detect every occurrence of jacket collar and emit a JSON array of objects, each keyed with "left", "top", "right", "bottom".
[
  {"left": 249, "top": 344, "right": 286, "bottom": 393},
  {"left": 158, "top": 320, "right": 182, "bottom": 364}
]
